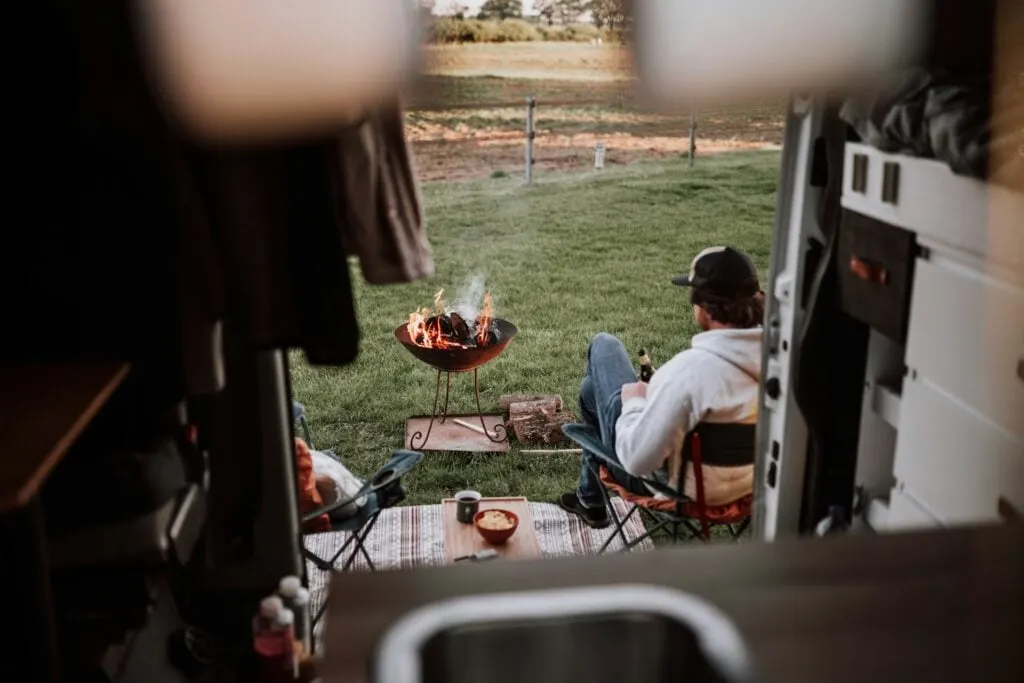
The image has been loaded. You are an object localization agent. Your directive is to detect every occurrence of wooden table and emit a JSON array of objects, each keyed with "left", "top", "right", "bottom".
[
  {"left": 0, "top": 361, "right": 129, "bottom": 512},
  {"left": 441, "top": 496, "right": 542, "bottom": 563},
  {"left": 0, "top": 361, "right": 130, "bottom": 683},
  {"left": 323, "top": 523, "right": 1023, "bottom": 683}
]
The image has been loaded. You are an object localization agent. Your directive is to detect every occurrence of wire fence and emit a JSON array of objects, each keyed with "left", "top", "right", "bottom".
[
  {"left": 408, "top": 95, "right": 698, "bottom": 182},
  {"left": 409, "top": 97, "right": 626, "bottom": 111}
]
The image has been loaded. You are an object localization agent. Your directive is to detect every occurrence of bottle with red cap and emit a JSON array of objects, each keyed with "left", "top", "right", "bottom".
[{"left": 253, "top": 595, "right": 297, "bottom": 681}]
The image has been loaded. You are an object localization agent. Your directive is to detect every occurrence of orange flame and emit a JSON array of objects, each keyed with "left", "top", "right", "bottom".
[
  {"left": 475, "top": 292, "right": 493, "bottom": 346},
  {"left": 405, "top": 289, "right": 495, "bottom": 349}
]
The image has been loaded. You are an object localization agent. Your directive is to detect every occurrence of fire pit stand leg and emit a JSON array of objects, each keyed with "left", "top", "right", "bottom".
[
  {"left": 473, "top": 369, "right": 508, "bottom": 443},
  {"left": 408, "top": 369, "right": 508, "bottom": 450},
  {"left": 439, "top": 371, "right": 451, "bottom": 422},
  {"left": 409, "top": 370, "right": 449, "bottom": 450}
]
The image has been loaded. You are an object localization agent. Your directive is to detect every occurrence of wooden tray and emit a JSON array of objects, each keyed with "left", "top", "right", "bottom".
[
  {"left": 404, "top": 415, "right": 510, "bottom": 453},
  {"left": 441, "top": 496, "right": 541, "bottom": 563}
]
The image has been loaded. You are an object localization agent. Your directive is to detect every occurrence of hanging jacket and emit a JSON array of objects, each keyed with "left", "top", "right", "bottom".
[{"left": 335, "top": 105, "right": 435, "bottom": 284}]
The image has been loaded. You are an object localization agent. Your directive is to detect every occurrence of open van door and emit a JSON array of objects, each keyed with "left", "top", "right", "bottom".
[{"left": 744, "top": 1, "right": 1024, "bottom": 539}]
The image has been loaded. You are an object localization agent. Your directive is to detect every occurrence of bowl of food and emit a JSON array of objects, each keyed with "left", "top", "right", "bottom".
[{"left": 473, "top": 508, "right": 519, "bottom": 545}]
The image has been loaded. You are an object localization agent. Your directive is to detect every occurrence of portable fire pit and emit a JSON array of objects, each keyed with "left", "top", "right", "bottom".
[{"left": 397, "top": 291, "right": 517, "bottom": 452}]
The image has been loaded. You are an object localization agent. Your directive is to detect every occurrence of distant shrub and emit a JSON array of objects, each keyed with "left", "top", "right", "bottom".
[
  {"left": 493, "top": 19, "right": 540, "bottom": 43},
  {"left": 426, "top": 17, "right": 460, "bottom": 43},
  {"left": 490, "top": 169, "right": 509, "bottom": 179},
  {"left": 535, "top": 25, "right": 562, "bottom": 41},
  {"left": 463, "top": 19, "right": 499, "bottom": 43},
  {"left": 563, "top": 23, "right": 603, "bottom": 42},
  {"left": 426, "top": 18, "right": 603, "bottom": 44},
  {"left": 427, "top": 17, "right": 498, "bottom": 43},
  {"left": 534, "top": 23, "right": 603, "bottom": 42}
]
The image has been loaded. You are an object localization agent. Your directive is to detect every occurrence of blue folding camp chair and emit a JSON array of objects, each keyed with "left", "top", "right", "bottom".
[{"left": 292, "top": 401, "right": 423, "bottom": 624}]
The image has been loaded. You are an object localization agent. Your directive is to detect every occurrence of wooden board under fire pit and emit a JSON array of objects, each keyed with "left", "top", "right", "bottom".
[
  {"left": 441, "top": 496, "right": 541, "bottom": 563},
  {"left": 404, "top": 414, "right": 510, "bottom": 453}
]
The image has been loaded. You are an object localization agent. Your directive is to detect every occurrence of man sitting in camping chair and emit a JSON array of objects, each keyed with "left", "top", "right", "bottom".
[{"left": 559, "top": 246, "right": 763, "bottom": 535}]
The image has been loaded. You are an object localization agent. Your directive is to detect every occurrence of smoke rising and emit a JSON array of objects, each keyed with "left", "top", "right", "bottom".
[{"left": 451, "top": 273, "right": 488, "bottom": 321}]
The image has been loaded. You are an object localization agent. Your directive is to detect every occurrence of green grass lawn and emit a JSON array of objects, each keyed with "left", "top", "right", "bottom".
[{"left": 289, "top": 151, "right": 780, "bottom": 507}]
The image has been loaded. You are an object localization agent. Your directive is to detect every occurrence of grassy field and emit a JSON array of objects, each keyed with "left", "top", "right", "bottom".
[
  {"left": 421, "top": 43, "right": 633, "bottom": 81},
  {"left": 289, "top": 151, "right": 780, "bottom": 507}
]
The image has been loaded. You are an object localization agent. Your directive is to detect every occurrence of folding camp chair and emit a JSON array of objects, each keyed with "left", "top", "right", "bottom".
[
  {"left": 293, "top": 400, "right": 422, "bottom": 574},
  {"left": 292, "top": 399, "right": 314, "bottom": 448},
  {"left": 292, "top": 401, "right": 423, "bottom": 629},
  {"left": 562, "top": 423, "right": 753, "bottom": 551}
]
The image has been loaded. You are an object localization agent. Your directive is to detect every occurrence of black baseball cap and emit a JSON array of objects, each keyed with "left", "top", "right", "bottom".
[{"left": 671, "top": 246, "right": 760, "bottom": 299}]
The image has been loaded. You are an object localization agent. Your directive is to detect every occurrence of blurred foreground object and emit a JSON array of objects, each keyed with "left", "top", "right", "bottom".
[
  {"left": 138, "top": 0, "right": 422, "bottom": 141},
  {"left": 633, "top": 0, "right": 926, "bottom": 107}
]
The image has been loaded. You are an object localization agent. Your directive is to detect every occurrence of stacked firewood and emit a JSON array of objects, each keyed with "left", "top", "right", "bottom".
[{"left": 500, "top": 394, "right": 576, "bottom": 446}]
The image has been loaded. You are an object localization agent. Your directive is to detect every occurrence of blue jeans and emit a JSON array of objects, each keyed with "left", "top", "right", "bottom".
[{"left": 576, "top": 333, "right": 651, "bottom": 507}]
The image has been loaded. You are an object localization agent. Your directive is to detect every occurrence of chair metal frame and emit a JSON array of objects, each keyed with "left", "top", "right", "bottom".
[
  {"left": 562, "top": 423, "right": 752, "bottom": 552},
  {"left": 292, "top": 401, "right": 423, "bottom": 626}
]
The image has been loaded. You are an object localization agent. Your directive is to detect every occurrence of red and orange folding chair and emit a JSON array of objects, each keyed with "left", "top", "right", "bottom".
[{"left": 562, "top": 423, "right": 753, "bottom": 551}]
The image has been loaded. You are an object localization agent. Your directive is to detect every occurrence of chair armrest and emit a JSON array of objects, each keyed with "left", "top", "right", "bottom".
[
  {"left": 561, "top": 424, "right": 688, "bottom": 502},
  {"left": 302, "top": 449, "right": 424, "bottom": 522},
  {"left": 561, "top": 424, "right": 616, "bottom": 465}
]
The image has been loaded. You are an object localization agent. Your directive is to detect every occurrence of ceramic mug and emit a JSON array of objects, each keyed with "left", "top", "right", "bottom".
[{"left": 454, "top": 490, "right": 482, "bottom": 524}]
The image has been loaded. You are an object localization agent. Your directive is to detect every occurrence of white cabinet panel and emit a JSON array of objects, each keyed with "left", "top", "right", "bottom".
[
  {"left": 905, "top": 257, "right": 1024, "bottom": 439},
  {"left": 886, "top": 487, "right": 941, "bottom": 531},
  {"left": 893, "top": 377, "right": 1024, "bottom": 525}
]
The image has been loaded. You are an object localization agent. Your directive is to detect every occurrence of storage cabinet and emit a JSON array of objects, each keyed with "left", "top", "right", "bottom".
[
  {"left": 836, "top": 210, "right": 917, "bottom": 343},
  {"left": 904, "top": 258, "right": 1024, "bottom": 439},
  {"left": 842, "top": 143, "right": 1024, "bottom": 532},
  {"left": 893, "top": 376, "right": 1024, "bottom": 525},
  {"left": 841, "top": 143, "right": 1024, "bottom": 270}
]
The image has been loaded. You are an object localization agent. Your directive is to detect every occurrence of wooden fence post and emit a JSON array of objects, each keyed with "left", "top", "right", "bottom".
[
  {"left": 525, "top": 96, "right": 536, "bottom": 183},
  {"left": 689, "top": 110, "right": 697, "bottom": 167}
]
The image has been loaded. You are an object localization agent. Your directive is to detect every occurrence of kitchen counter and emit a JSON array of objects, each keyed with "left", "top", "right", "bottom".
[{"left": 324, "top": 524, "right": 1023, "bottom": 683}]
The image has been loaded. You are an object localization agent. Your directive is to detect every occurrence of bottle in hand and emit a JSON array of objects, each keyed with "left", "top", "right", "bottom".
[{"left": 638, "top": 348, "right": 655, "bottom": 383}]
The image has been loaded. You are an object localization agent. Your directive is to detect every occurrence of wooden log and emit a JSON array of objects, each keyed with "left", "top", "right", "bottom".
[
  {"left": 507, "top": 400, "right": 576, "bottom": 445},
  {"left": 498, "top": 394, "right": 563, "bottom": 414},
  {"left": 508, "top": 397, "right": 561, "bottom": 415}
]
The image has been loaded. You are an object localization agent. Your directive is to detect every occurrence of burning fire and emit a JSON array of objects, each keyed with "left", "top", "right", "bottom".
[
  {"left": 406, "top": 289, "right": 498, "bottom": 349},
  {"left": 475, "top": 292, "right": 493, "bottom": 345}
]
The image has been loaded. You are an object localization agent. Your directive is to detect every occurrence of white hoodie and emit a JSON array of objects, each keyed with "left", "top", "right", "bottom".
[{"left": 615, "top": 328, "right": 762, "bottom": 506}]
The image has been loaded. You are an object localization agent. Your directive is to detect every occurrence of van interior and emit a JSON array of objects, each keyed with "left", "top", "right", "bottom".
[{"left": 2, "top": 1, "right": 1020, "bottom": 682}]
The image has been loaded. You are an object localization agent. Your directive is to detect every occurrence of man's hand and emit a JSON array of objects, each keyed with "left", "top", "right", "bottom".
[{"left": 620, "top": 381, "right": 648, "bottom": 402}]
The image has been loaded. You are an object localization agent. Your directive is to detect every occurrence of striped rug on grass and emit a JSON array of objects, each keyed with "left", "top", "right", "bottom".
[{"left": 304, "top": 498, "right": 651, "bottom": 625}]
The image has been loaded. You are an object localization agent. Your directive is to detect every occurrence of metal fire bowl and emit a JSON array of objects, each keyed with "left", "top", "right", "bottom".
[{"left": 395, "top": 318, "right": 518, "bottom": 373}]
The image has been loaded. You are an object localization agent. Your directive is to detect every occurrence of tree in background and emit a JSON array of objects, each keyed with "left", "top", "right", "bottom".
[
  {"left": 589, "top": 0, "right": 627, "bottom": 31},
  {"left": 441, "top": 0, "right": 469, "bottom": 19},
  {"left": 534, "top": 0, "right": 586, "bottom": 25},
  {"left": 554, "top": 0, "right": 587, "bottom": 24},
  {"left": 534, "top": 0, "right": 557, "bottom": 26},
  {"left": 477, "top": 0, "right": 523, "bottom": 20}
]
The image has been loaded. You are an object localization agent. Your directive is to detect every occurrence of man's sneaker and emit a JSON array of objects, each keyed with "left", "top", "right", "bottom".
[{"left": 558, "top": 492, "right": 610, "bottom": 529}]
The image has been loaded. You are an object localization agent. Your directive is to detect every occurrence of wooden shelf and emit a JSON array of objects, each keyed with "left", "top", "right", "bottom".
[{"left": 0, "top": 362, "right": 129, "bottom": 512}]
